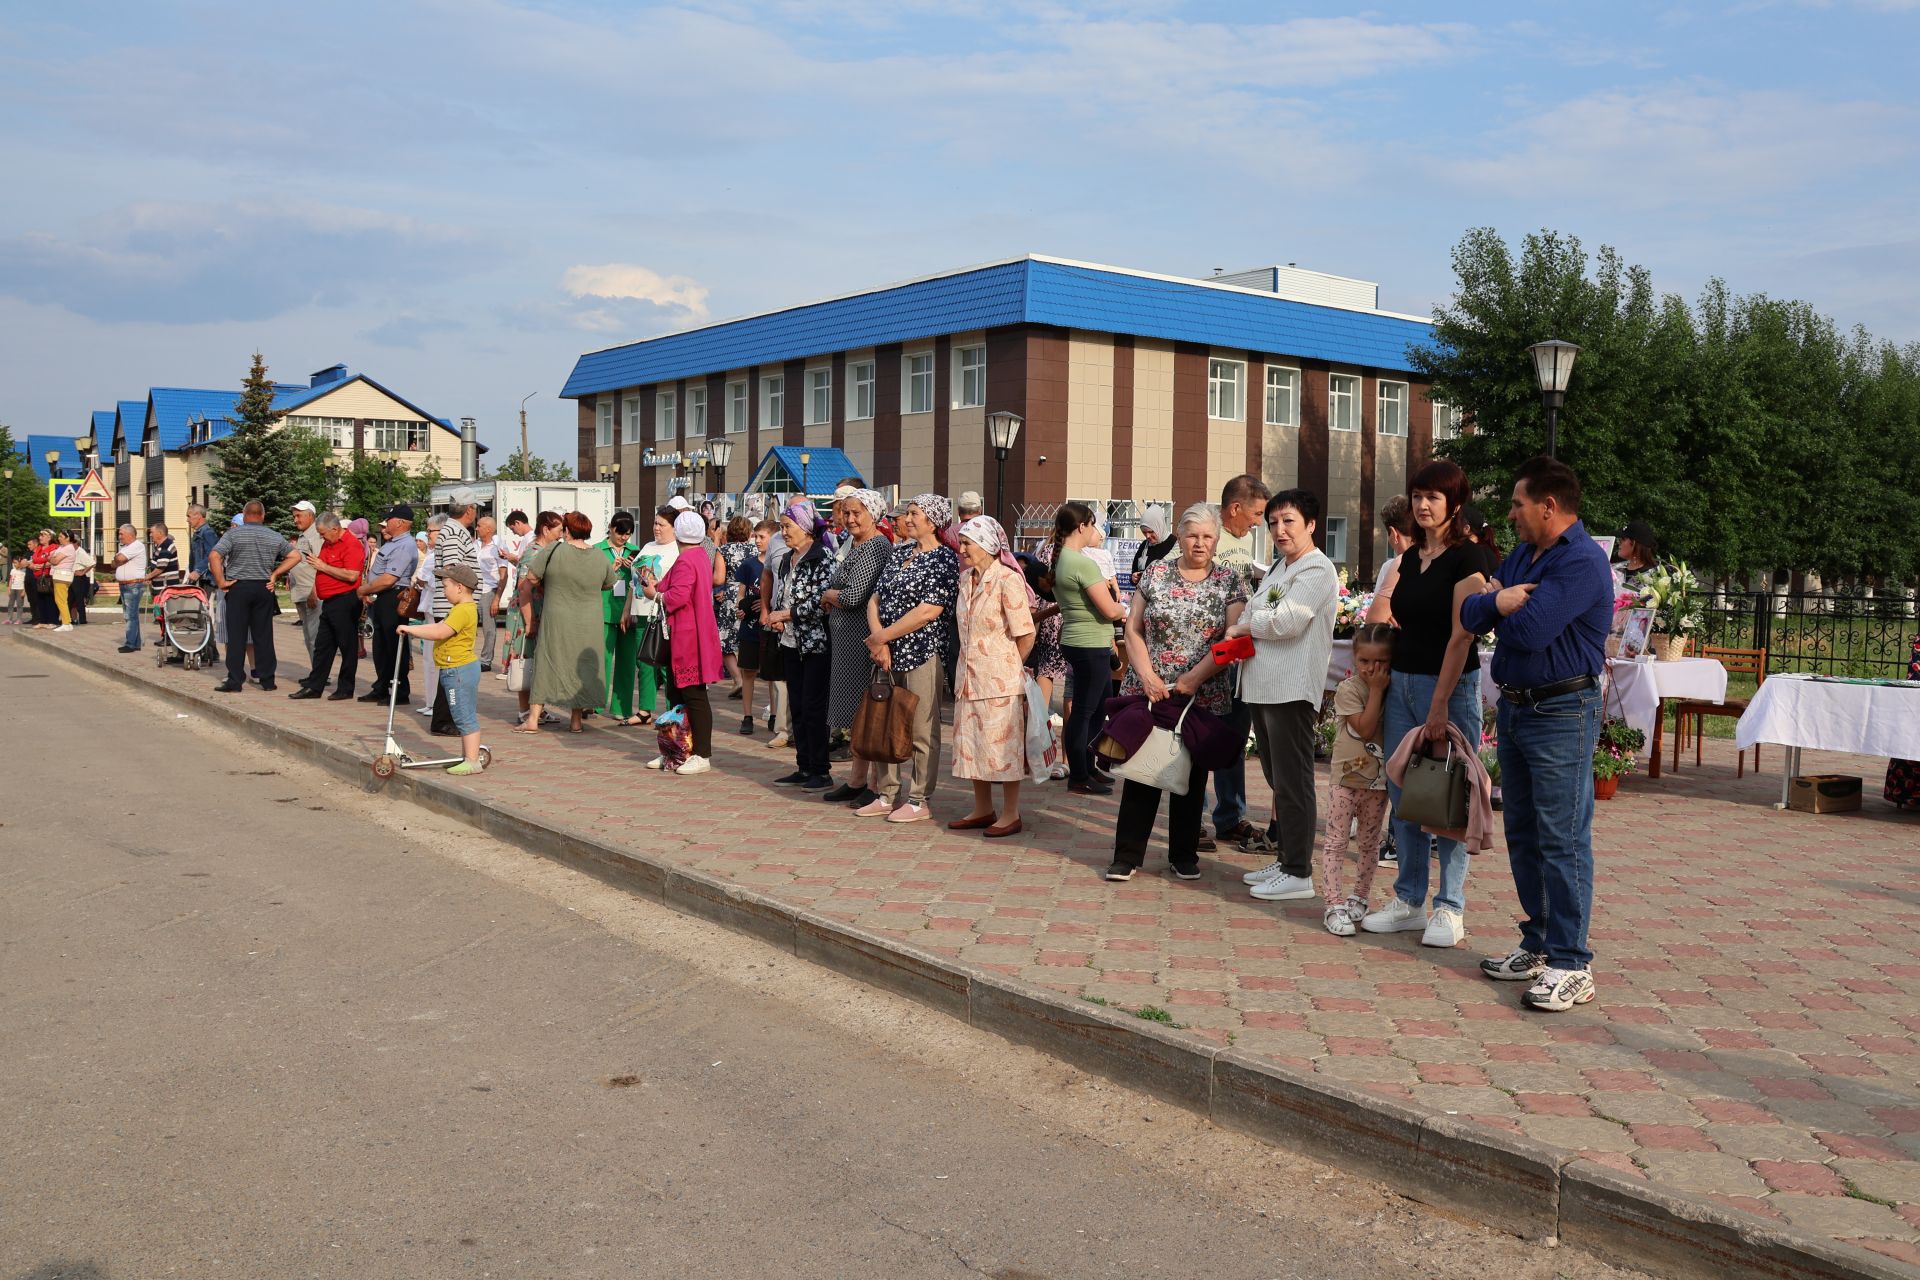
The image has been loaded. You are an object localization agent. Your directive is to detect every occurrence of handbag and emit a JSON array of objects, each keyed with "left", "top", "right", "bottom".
[
  {"left": 1108, "top": 698, "right": 1196, "bottom": 795},
  {"left": 505, "top": 634, "right": 530, "bottom": 692},
  {"left": 852, "top": 668, "right": 917, "bottom": 764},
  {"left": 1397, "top": 740, "right": 1469, "bottom": 831},
  {"left": 636, "top": 612, "right": 670, "bottom": 668},
  {"left": 395, "top": 583, "right": 421, "bottom": 620}
]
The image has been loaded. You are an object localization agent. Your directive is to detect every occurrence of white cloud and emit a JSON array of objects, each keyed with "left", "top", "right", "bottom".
[{"left": 561, "top": 264, "right": 709, "bottom": 321}]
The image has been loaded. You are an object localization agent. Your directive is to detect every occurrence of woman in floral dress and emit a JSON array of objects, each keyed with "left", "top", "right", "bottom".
[
  {"left": 948, "top": 517, "right": 1037, "bottom": 838},
  {"left": 860, "top": 494, "right": 960, "bottom": 823},
  {"left": 715, "top": 516, "right": 754, "bottom": 686},
  {"left": 1106, "top": 502, "right": 1245, "bottom": 882},
  {"left": 820, "top": 490, "right": 895, "bottom": 809},
  {"left": 765, "top": 499, "right": 835, "bottom": 789}
]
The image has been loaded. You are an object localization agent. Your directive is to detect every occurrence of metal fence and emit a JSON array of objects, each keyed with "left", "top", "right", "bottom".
[{"left": 1694, "top": 592, "right": 1917, "bottom": 678}]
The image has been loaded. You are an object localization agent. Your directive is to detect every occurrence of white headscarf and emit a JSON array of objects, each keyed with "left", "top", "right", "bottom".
[{"left": 673, "top": 511, "right": 706, "bottom": 543}]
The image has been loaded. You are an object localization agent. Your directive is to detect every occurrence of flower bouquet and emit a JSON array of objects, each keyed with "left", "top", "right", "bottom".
[
  {"left": 1331, "top": 568, "right": 1373, "bottom": 639},
  {"left": 1640, "top": 561, "right": 1702, "bottom": 661}
]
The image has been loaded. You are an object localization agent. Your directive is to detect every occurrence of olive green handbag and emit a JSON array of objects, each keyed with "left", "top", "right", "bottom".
[{"left": 1396, "top": 740, "right": 1469, "bottom": 832}]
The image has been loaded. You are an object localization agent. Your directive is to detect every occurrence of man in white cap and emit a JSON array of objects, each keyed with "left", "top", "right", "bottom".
[
  {"left": 289, "top": 500, "right": 324, "bottom": 663},
  {"left": 956, "top": 491, "right": 984, "bottom": 521}
]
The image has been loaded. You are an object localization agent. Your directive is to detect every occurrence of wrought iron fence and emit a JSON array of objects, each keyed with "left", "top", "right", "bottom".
[{"left": 1693, "top": 592, "right": 1917, "bottom": 678}]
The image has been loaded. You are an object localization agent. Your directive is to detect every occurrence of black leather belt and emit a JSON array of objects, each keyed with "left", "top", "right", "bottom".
[{"left": 1500, "top": 674, "right": 1598, "bottom": 706}]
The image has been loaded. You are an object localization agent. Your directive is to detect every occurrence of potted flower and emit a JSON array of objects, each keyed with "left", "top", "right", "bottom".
[
  {"left": 1593, "top": 718, "right": 1646, "bottom": 799},
  {"left": 1640, "top": 561, "right": 1702, "bottom": 661},
  {"left": 1479, "top": 724, "right": 1503, "bottom": 811}
]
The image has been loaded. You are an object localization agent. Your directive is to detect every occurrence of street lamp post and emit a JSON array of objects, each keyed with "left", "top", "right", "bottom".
[
  {"left": 74, "top": 432, "right": 98, "bottom": 556},
  {"left": 518, "top": 392, "right": 537, "bottom": 480},
  {"left": 986, "top": 410, "right": 1024, "bottom": 525},
  {"left": 798, "top": 449, "right": 811, "bottom": 499},
  {"left": 1526, "top": 340, "right": 1581, "bottom": 459},
  {"left": 706, "top": 435, "right": 734, "bottom": 495}
]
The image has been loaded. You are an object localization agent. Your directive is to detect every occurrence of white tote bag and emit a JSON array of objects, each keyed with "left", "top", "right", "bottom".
[
  {"left": 1108, "top": 698, "right": 1196, "bottom": 795},
  {"left": 1022, "top": 674, "right": 1052, "bottom": 785}
]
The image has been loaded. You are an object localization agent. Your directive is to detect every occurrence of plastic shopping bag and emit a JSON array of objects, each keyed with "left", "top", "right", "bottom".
[{"left": 1023, "top": 675, "right": 1052, "bottom": 786}]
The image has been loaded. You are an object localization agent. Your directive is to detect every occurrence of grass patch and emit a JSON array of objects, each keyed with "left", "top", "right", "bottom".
[
  {"left": 1842, "top": 1179, "right": 1897, "bottom": 1208},
  {"left": 1132, "top": 1005, "right": 1179, "bottom": 1026},
  {"left": 1080, "top": 995, "right": 1109, "bottom": 1006}
]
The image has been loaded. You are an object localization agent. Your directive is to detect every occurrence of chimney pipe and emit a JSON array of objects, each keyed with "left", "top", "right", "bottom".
[{"left": 459, "top": 417, "right": 478, "bottom": 481}]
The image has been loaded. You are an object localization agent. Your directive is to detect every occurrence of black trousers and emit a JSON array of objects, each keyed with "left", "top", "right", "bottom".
[
  {"left": 1250, "top": 700, "right": 1318, "bottom": 878},
  {"left": 664, "top": 670, "right": 713, "bottom": 758},
  {"left": 1061, "top": 644, "right": 1113, "bottom": 784},
  {"left": 303, "top": 591, "right": 363, "bottom": 693},
  {"left": 224, "top": 581, "right": 278, "bottom": 686},
  {"left": 1113, "top": 754, "right": 1209, "bottom": 871},
  {"left": 784, "top": 650, "right": 831, "bottom": 778},
  {"left": 369, "top": 589, "right": 411, "bottom": 701}
]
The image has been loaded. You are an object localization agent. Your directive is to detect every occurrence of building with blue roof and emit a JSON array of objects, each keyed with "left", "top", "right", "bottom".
[
  {"left": 27, "top": 435, "right": 82, "bottom": 481},
  {"left": 562, "top": 255, "right": 1455, "bottom": 577}
]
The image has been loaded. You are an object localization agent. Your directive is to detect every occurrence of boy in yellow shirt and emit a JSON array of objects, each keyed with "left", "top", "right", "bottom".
[{"left": 400, "top": 562, "right": 485, "bottom": 774}]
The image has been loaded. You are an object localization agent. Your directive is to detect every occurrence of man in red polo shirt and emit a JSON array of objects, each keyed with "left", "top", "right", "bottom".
[{"left": 290, "top": 512, "right": 368, "bottom": 700}]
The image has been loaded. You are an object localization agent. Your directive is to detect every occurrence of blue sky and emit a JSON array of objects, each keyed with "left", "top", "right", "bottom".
[{"left": 1, "top": 1, "right": 1915, "bottom": 465}]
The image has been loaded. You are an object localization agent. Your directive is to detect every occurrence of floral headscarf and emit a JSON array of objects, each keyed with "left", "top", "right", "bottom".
[
  {"left": 959, "top": 515, "right": 1022, "bottom": 575},
  {"left": 909, "top": 492, "right": 960, "bottom": 552},
  {"left": 847, "top": 488, "right": 888, "bottom": 525},
  {"left": 782, "top": 497, "right": 826, "bottom": 537}
]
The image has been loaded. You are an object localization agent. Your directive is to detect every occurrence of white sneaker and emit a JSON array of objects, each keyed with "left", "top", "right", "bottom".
[
  {"left": 1524, "top": 967, "right": 1596, "bottom": 1012},
  {"left": 54, "top": 624, "right": 73, "bottom": 632},
  {"left": 1360, "top": 898, "right": 1428, "bottom": 934},
  {"left": 1241, "top": 860, "right": 1286, "bottom": 885},
  {"left": 1324, "top": 905, "right": 1357, "bottom": 936},
  {"left": 645, "top": 755, "right": 666, "bottom": 771},
  {"left": 1249, "top": 872, "right": 1315, "bottom": 901},
  {"left": 676, "top": 755, "right": 711, "bottom": 775},
  {"left": 1422, "top": 907, "right": 1465, "bottom": 948},
  {"left": 1481, "top": 949, "right": 1548, "bottom": 982}
]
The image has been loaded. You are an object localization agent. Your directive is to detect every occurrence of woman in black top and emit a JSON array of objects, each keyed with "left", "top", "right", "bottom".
[
  {"left": 1358, "top": 459, "right": 1487, "bottom": 951},
  {"left": 1463, "top": 505, "right": 1502, "bottom": 579}
]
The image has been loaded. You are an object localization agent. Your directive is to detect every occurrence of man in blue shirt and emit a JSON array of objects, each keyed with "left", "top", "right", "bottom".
[{"left": 1458, "top": 456, "right": 1614, "bottom": 1014}]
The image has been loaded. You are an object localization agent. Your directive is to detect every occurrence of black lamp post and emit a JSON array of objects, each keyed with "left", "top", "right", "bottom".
[
  {"left": 798, "top": 449, "right": 811, "bottom": 498},
  {"left": 707, "top": 435, "right": 734, "bottom": 493},
  {"left": 986, "top": 410, "right": 1024, "bottom": 525},
  {"left": 1526, "top": 340, "right": 1580, "bottom": 459}
]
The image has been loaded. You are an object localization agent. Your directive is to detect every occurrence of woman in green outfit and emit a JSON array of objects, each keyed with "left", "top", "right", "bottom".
[
  {"left": 517, "top": 510, "right": 614, "bottom": 735},
  {"left": 596, "top": 512, "right": 643, "bottom": 724}
]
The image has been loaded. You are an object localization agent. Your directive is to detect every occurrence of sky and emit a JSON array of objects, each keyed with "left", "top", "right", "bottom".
[{"left": 1, "top": 0, "right": 1915, "bottom": 467}]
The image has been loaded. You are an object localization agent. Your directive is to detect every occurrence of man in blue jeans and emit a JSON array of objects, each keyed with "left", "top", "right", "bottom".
[
  {"left": 1459, "top": 456, "right": 1614, "bottom": 1012},
  {"left": 1202, "top": 473, "right": 1269, "bottom": 850},
  {"left": 111, "top": 524, "right": 148, "bottom": 652}
]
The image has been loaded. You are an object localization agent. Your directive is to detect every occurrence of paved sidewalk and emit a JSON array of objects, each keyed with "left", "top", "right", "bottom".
[{"left": 21, "top": 619, "right": 1920, "bottom": 1268}]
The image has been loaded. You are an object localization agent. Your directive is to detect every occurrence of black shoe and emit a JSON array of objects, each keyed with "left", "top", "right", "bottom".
[
  {"left": 820, "top": 782, "right": 861, "bottom": 802},
  {"left": 846, "top": 787, "right": 881, "bottom": 809},
  {"left": 213, "top": 683, "right": 243, "bottom": 693},
  {"left": 250, "top": 668, "right": 260, "bottom": 682},
  {"left": 327, "top": 690, "right": 355, "bottom": 701},
  {"left": 357, "top": 690, "right": 387, "bottom": 703},
  {"left": 1215, "top": 820, "right": 1257, "bottom": 844},
  {"left": 1170, "top": 862, "right": 1203, "bottom": 881},
  {"left": 288, "top": 687, "right": 322, "bottom": 700},
  {"left": 1195, "top": 833, "right": 1217, "bottom": 852},
  {"left": 798, "top": 774, "right": 833, "bottom": 791},
  {"left": 480, "top": 662, "right": 491, "bottom": 673},
  {"left": 1067, "top": 779, "right": 1113, "bottom": 796},
  {"left": 774, "top": 770, "right": 810, "bottom": 786},
  {"left": 258, "top": 683, "right": 276, "bottom": 692},
  {"left": 1103, "top": 862, "right": 1136, "bottom": 882},
  {"left": 739, "top": 716, "right": 755, "bottom": 736},
  {"left": 1091, "top": 764, "right": 1116, "bottom": 785},
  {"left": 431, "top": 727, "right": 458, "bottom": 737},
  {"left": 1377, "top": 842, "right": 1398, "bottom": 868},
  {"left": 727, "top": 687, "right": 743, "bottom": 700},
  {"left": 828, "top": 743, "right": 853, "bottom": 763},
  {"left": 117, "top": 645, "right": 137, "bottom": 653}
]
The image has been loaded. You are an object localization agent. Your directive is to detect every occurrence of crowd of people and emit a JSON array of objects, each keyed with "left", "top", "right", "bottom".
[{"left": 11, "top": 455, "right": 1626, "bottom": 1013}]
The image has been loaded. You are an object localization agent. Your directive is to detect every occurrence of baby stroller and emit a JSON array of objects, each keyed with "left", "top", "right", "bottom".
[{"left": 154, "top": 584, "right": 214, "bottom": 670}]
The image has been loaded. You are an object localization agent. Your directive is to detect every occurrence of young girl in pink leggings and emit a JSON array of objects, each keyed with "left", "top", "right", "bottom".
[{"left": 1323, "top": 623, "right": 1393, "bottom": 935}]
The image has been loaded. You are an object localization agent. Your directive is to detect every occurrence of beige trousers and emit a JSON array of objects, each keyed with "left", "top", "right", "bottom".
[{"left": 877, "top": 659, "right": 943, "bottom": 807}]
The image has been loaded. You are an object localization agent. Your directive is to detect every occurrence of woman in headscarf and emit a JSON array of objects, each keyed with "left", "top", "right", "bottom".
[
  {"left": 765, "top": 498, "right": 835, "bottom": 790},
  {"left": 860, "top": 493, "right": 960, "bottom": 823},
  {"left": 820, "top": 489, "right": 893, "bottom": 809},
  {"left": 640, "top": 509, "right": 725, "bottom": 774},
  {"left": 949, "top": 516, "right": 1036, "bottom": 838},
  {"left": 628, "top": 507, "right": 681, "bottom": 725}
]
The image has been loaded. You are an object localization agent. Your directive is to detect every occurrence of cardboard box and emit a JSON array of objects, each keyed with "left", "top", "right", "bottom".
[{"left": 1788, "top": 774, "right": 1862, "bottom": 814}]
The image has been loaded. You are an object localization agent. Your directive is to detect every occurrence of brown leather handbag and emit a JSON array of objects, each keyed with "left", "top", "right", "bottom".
[{"left": 851, "top": 668, "right": 918, "bottom": 764}]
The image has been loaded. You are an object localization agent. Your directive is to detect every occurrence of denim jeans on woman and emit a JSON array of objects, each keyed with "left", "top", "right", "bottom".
[
  {"left": 1382, "top": 666, "right": 1482, "bottom": 914},
  {"left": 1496, "top": 685, "right": 1602, "bottom": 969}
]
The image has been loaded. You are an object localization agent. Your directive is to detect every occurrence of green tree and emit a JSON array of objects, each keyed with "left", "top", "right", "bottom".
[
  {"left": 283, "top": 426, "right": 336, "bottom": 512},
  {"left": 210, "top": 352, "right": 297, "bottom": 533},
  {"left": 486, "top": 449, "right": 573, "bottom": 481},
  {"left": 337, "top": 450, "right": 440, "bottom": 522},
  {"left": 0, "top": 425, "right": 54, "bottom": 554}
]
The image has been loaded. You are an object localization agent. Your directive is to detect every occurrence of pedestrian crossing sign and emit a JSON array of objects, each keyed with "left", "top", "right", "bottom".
[{"left": 48, "top": 479, "right": 86, "bottom": 517}]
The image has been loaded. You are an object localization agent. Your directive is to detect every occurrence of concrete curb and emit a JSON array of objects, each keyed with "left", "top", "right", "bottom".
[{"left": 20, "top": 630, "right": 1913, "bottom": 1280}]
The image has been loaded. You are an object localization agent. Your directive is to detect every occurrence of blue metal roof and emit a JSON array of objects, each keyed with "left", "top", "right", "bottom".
[
  {"left": 114, "top": 400, "right": 148, "bottom": 451},
  {"left": 562, "top": 257, "right": 1436, "bottom": 399},
  {"left": 149, "top": 387, "right": 244, "bottom": 450},
  {"left": 28, "top": 435, "right": 82, "bottom": 481},
  {"left": 90, "top": 410, "right": 116, "bottom": 443},
  {"left": 158, "top": 371, "right": 463, "bottom": 451},
  {"left": 748, "top": 446, "right": 862, "bottom": 494}
]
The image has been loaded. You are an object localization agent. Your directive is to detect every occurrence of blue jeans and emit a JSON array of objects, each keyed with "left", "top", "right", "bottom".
[
  {"left": 120, "top": 583, "right": 145, "bottom": 648},
  {"left": 1210, "top": 699, "right": 1249, "bottom": 832},
  {"left": 440, "top": 659, "right": 481, "bottom": 736},
  {"left": 1383, "top": 667, "right": 1483, "bottom": 913},
  {"left": 1498, "top": 686, "right": 1603, "bottom": 969}
]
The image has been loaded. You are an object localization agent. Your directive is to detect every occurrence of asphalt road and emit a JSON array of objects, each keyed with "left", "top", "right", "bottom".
[{"left": 0, "top": 640, "right": 1642, "bottom": 1280}]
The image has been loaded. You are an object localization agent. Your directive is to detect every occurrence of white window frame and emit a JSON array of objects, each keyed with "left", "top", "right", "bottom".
[
  {"left": 805, "top": 367, "right": 832, "bottom": 426},
  {"left": 1329, "top": 374, "right": 1359, "bottom": 432},
  {"left": 904, "top": 352, "right": 934, "bottom": 414},
  {"left": 595, "top": 401, "right": 613, "bottom": 448},
  {"left": 726, "top": 380, "right": 747, "bottom": 433},
  {"left": 848, "top": 361, "right": 876, "bottom": 420},
  {"left": 655, "top": 390, "right": 676, "bottom": 441},
  {"left": 287, "top": 414, "right": 354, "bottom": 448},
  {"left": 1323, "top": 516, "right": 1348, "bottom": 564},
  {"left": 954, "top": 345, "right": 986, "bottom": 409},
  {"left": 1378, "top": 381, "right": 1407, "bottom": 438},
  {"left": 1207, "top": 358, "right": 1245, "bottom": 421},
  {"left": 622, "top": 396, "right": 641, "bottom": 445},
  {"left": 1263, "top": 366, "right": 1299, "bottom": 428},
  {"left": 370, "top": 419, "right": 430, "bottom": 452},
  {"left": 761, "top": 375, "right": 785, "bottom": 430},
  {"left": 1431, "top": 398, "right": 1462, "bottom": 441},
  {"left": 688, "top": 387, "right": 707, "bottom": 438}
]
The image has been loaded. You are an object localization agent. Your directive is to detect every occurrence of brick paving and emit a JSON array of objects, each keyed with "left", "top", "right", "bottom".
[{"left": 23, "top": 619, "right": 1920, "bottom": 1265}]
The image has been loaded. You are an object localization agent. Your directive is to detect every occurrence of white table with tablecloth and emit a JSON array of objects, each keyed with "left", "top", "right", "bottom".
[
  {"left": 1326, "top": 637, "right": 1496, "bottom": 702},
  {"left": 1735, "top": 673, "right": 1920, "bottom": 808},
  {"left": 1605, "top": 656, "right": 1728, "bottom": 776}
]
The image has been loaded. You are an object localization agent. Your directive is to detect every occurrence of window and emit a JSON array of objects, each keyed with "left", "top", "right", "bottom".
[
  {"left": 622, "top": 397, "right": 641, "bottom": 445},
  {"left": 1324, "top": 516, "right": 1348, "bottom": 564},
  {"left": 1431, "top": 399, "right": 1462, "bottom": 441},
  {"left": 370, "top": 419, "right": 429, "bottom": 451},
  {"left": 1329, "top": 374, "right": 1359, "bottom": 432},
  {"left": 849, "top": 361, "right": 876, "bottom": 420},
  {"left": 689, "top": 387, "right": 708, "bottom": 438},
  {"left": 726, "top": 380, "right": 747, "bottom": 432},
  {"left": 1378, "top": 382, "right": 1407, "bottom": 437},
  {"left": 904, "top": 352, "right": 934, "bottom": 414},
  {"left": 761, "top": 375, "right": 784, "bottom": 429},
  {"left": 1207, "top": 358, "right": 1245, "bottom": 421},
  {"left": 1263, "top": 367, "right": 1299, "bottom": 427},
  {"left": 596, "top": 401, "right": 613, "bottom": 447},
  {"left": 655, "top": 390, "right": 676, "bottom": 441},
  {"left": 286, "top": 414, "right": 354, "bottom": 448},
  {"left": 806, "top": 367, "right": 832, "bottom": 426},
  {"left": 955, "top": 345, "right": 985, "bottom": 408}
]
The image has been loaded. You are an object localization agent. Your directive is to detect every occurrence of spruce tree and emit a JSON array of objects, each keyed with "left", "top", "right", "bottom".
[{"left": 210, "top": 352, "right": 297, "bottom": 534}]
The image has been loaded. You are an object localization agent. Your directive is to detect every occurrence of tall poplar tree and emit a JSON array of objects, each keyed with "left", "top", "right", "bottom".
[{"left": 210, "top": 352, "right": 296, "bottom": 534}]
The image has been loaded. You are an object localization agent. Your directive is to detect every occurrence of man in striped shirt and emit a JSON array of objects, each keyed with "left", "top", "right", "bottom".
[
  {"left": 426, "top": 489, "right": 481, "bottom": 734},
  {"left": 146, "top": 522, "right": 182, "bottom": 589}
]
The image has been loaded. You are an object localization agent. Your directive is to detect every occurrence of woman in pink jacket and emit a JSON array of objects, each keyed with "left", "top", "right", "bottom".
[{"left": 640, "top": 509, "right": 725, "bottom": 775}]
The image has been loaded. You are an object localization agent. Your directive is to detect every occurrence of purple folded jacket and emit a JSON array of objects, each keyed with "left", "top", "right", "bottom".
[{"left": 1098, "top": 693, "right": 1238, "bottom": 771}]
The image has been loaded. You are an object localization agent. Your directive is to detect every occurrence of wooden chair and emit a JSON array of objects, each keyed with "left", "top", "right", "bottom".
[{"left": 1672, "top": 646, "right": 1766, "bottom": 776}]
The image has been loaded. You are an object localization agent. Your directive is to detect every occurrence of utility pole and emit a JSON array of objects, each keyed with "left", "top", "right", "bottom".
[{"left": 519, "top": 392, "right": 537, "bottom": 480}]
